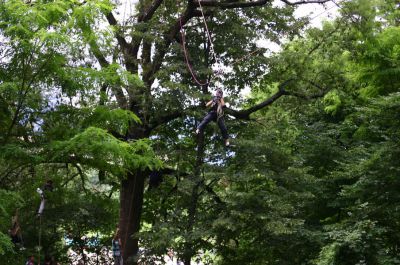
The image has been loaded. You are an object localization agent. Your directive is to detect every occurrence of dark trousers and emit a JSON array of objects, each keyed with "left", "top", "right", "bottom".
[
  {"left": 197, "top": 111, "right": 228, "bottom": 139},
  {"left": 113, "top": 255, "right": 123, "bottom": 265}
]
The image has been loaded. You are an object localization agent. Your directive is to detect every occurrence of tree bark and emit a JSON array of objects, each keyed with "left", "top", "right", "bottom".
[
  {"left": 119, "top": 170, "right": 146, "bottom": 265},
  {"left": 182, "top": 132, "right": 205, "bottom": 265}
]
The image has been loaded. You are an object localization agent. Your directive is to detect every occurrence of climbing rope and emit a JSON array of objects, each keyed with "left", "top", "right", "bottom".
[
  {"left": 197, "top": 0, "right": 222, "bottom": 70},
  {"left": 38, "top": 215, "right": 42, "bottom": 264},
  {"left": 180, "top": 0, "right": 340, "bottom": 85},
  {"left": 179, "top": 0, "right": 225, "bottom": 87},
  {"left": 180, "top": 16, "right": 209, "bottom": 86}
]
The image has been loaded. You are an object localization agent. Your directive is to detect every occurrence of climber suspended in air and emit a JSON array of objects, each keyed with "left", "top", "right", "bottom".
[
  {"left": 196, "top": 88, "right": 230, "bottom": 146},
  {"left": 179, "top": 3, "right": 231, "bottom": 147},
  {"left": 36, "top": 180, "right": 54, "bottom": 216}
]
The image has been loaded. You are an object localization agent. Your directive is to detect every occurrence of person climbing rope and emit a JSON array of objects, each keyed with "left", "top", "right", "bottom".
[
  {"left": 112, "top": 228, "right": 123, "bottom": 265},
  {"left": 196, "top": 88, "right": 230, "bottom": 146},
  {"left": 36, "top": 180, "right": 54, "bottom": 216}
]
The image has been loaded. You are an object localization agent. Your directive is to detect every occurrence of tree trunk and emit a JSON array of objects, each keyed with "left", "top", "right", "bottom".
[
  {"left": 119, "top": 171, "right": 146, "bottom": 265},
  {"left": 182, "top": 133, "right": 205, "bottom": 265}
]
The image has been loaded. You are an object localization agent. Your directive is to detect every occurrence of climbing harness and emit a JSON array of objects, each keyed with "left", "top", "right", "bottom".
[{"left": 214, "top": 88, "right": 224, "bottom": 121}]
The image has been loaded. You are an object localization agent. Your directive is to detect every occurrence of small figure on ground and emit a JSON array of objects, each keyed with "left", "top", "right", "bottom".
[
  {"left": 165, "top": 248, "right": 176, "bottom": 265},
  {"left": 112, "top": 228, "right": 123, "bottom": 265},
  {"left": 25, "top": 255, "right": 35, "bottom": 265},
  {"left": 9, "top": 209, "right": 24, "bottom": 249},
  {"left": 196, "top": 88, "right": 229, "bottom": 146}
]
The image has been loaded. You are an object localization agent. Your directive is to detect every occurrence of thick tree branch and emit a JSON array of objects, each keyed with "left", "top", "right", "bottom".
[
  {"left": 146, "top": 7, "right": 195, "bottom": 86},
  {"left": 105, "top": 13, "right": 130, "bottom": 52},
  {"left": 142, "top": 40, "right": 152, "bottom": 86},
  {"left": 129, "top": 1, "right": 210, "bottom": 79},
  {"left": 195, "top": 0, "right": 270, "bottom": 8},
  {"left": 148, "top": 78, "right": 330, "bottom": 131},
  {"left": 99, "top": 83, "right": 108, "bottom": 106},
  {"left": 87, "top": 36, "right": 129, "bottom": 109},
  {"left": 195, "top": 0, "right": 330, "bottom": 8},
  {"left": 88, "top": 39, "right": 109, "bottom": 68},
  {"left": 148, "top": 80, "right": 292, "bottom": 131},
  {"left": 138, "top": 0, "right": 164, "bottom": 22},
  {"left": 280, "top": 0, "right": 331, "bottom": 5},
  {"left": 105, "top": 12, "right": 138, "bottom": 73},
  {"left": 225, "top": 79, "right": 294, "bottom": 119},
  {"left": 192, "top": 9, "right": 213, "bottom": 17},
  {"left": 225, "top": 90, "right": 286, "bottom": 119},
  {"left": 129, "top": 0, "right": 166, "bottom": 74}
]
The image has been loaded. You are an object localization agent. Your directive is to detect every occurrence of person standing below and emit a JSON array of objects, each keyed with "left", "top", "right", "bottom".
[
  {"left": 25, "top": 255, "right": 35, "bottom": 265},
  {"left": 9, "top": 209, "right": 23, "bottom": 249},
  {"left": 196, "top": 88, "right": 230, "bottom": 146},
  {"left": 112, "top": 228, "right": 123, "bottom": 265}
]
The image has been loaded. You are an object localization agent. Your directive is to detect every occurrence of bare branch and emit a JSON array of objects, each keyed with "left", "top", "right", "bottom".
[
  {"left": 195, "top": 0, "right": 270, "bottom": 9},
  {"left": 88, "top": 38, "right": 109, "bottom": 68},
  {"left": 199, "top": 178, "right": 224, "bottom": 205},
  {"left": 280, "top": 0, "right": 331, "bottom": 5}
]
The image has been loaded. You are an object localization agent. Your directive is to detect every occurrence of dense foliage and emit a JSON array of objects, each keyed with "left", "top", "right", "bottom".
[{"left": 0, "top": 0, "right": 399, "bottom": 264}]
